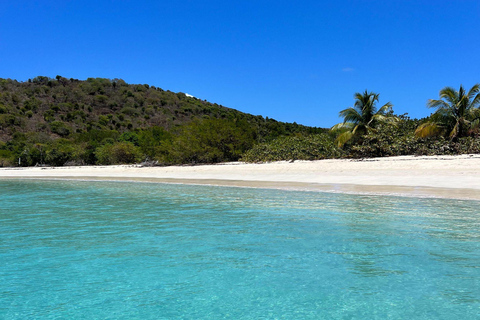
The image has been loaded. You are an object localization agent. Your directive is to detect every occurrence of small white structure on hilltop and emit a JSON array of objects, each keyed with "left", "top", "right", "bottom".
[{"left": 185, "top": 93, "right": 194, "bottom": 98}]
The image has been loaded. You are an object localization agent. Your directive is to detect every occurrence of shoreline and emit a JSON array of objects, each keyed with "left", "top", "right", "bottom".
[{"left": 1, "top": 154, "right": 480, "bottom": 201}]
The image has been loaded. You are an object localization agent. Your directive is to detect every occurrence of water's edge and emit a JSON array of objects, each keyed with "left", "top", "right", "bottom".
[{"left": 2, "top": 176, "right": 479, "bottom": 201}]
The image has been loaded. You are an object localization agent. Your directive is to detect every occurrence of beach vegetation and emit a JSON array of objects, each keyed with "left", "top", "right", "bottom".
[
  {"left": 95, "top": 141, "right": 142, "bottom": 165},
  {"left": 242, "top": 133, "right": 342, "bottom": 162},
  {"left": 348, "top": 114, "right": 480, "bottom": 158},
  {"left": 0, "top": 76, "right": 479, "bottom": 166},
  {"left": 0, "top": 148, "right": 14, "bottom": 167},
  {"left": 415, "top": 84, "right": 480, "bottom": 139},
  {"left": 332, "top": 91, "right": 399, "bottom": 147},
  {"left": 165, "top": 118, "right": 256, "bottom": 164}
]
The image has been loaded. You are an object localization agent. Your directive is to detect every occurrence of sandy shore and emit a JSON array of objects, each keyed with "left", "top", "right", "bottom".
[{"left": 1, "top": 154, "right": 480, "bottom": 200}]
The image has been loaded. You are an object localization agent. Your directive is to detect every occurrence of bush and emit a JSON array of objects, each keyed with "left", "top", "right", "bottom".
[
  {"left": 347, "top": 119, "right": 480, "bottom": 158},
  {"left": 44, "top": 140, "right": 80, "bottom": 166},
  {"left": 50, "top": 121, "right": 71, "bottom": 137},
  {"left": 0, "top": 149, "right": 14, "bottom": 167},
  {"left": 137, "top": 126, "right": 172, "bottom": 160},
  {"left": 242, "top": 133, "right": 343, "bottom": 162},
  {"left": 167, "top": 118, "right": 256, "bottom": 164},
  {"left": 95, "top": 142, "right": 142, "bottom": 164}
]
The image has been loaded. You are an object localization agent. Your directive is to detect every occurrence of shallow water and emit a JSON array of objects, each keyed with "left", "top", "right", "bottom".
[{"left": 1, "top": 180, "right": 479, "bottom": 319}]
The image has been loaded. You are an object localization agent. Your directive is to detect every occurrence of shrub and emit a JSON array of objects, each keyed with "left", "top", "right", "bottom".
[
  {"left": 137, "top": 126, "right": 172, "bottom": 160},
  {"left": 95, "top": 142, "right": 142, "bottom": 164},
  {"left": 0, "top": 149, "right": 14, "bottom": 167},
  {"left": 120, "top": 107, "right": 138, "bottom": 116},
  {"left": 98, "top": 115, "right": 110, "bottom": 126},
  {"left": 242, "top": 133, "right": 342, "bottom": 162},
  {"left": 347, "top": 118, "right": 480, "bottom": 158},
  {"left": 50, "top": 121, "right": 71, "bottom": 137},
  {"left": 44, "top": 140, "right": 81, "bottom": 166},
  {"left": 167, "top": 118, "right": 256, "bottom": 164},
  {"left": 0, "top": 104, "right": 8, "bottom": 114}
]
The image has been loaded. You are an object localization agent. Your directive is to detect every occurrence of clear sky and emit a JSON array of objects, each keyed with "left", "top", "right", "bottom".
[{"left": 1, "top": 0, "right": 480, "bottom": 128}]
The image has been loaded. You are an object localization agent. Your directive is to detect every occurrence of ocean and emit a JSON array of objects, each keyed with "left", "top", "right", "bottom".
[{"left": 1, "top": 179, "right": 479, "bottom": 319}]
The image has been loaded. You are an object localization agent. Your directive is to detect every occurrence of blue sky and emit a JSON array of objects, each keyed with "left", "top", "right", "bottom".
[{"left": 1, "top": 1, "right": 480, "bottom": 127}]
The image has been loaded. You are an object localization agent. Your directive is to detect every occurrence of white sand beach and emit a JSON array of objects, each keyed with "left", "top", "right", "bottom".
[{"left": 1, "top": 154, "right": 480, "bottom": 200}]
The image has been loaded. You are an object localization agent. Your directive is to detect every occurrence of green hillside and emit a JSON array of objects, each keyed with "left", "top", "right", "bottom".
[{"left": 0, "top": 76, "right": 324, "bottom": 166}]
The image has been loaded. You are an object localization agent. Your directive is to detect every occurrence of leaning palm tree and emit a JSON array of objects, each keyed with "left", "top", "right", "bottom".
[
  {"left": 332, "top": 90, "right": 397, "bottom": 147},
  {"left": 415, "top": 84, "right": 480, "bottom": 139}
]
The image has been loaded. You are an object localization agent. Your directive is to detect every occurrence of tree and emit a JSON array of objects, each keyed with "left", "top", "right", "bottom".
[
  {"left": 332, "top": 90, "right": 397, "bottom": 147},
  {"left": 95, "top": 141, "right": 142, "bottom": 164},
  {"left": 168, "top": 118, "right": 256, "bottom": 164},
  {"left": 415, "top": 84, "right": 480, "bottom": 139}
]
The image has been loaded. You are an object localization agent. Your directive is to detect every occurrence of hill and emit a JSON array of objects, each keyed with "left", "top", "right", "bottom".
[{"left": 0, "top": 76, "right": 325, "bottom": 166}]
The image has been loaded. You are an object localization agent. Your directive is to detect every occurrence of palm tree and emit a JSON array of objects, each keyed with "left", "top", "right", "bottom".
[
  {"left": 332, "top": 90, "right": 397, "bottom": 147},
  {"left": 415, "top": 84, "right": 480, "bottom": 139}
]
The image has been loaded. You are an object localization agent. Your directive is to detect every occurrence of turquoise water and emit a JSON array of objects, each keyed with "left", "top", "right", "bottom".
[{"left": 1, "top": 180, "right": 479, "bottom": 319}]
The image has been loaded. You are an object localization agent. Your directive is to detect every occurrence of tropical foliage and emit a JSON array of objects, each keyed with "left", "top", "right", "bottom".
[
  {"left": 164, "top": 118, "right": 257, "bottom": 164},
  {"left": 349, "top": 115, "right": 480, "bottom": 158},
  {"left": 0, "top": 76, "right": 479, "bottom": 166},
  {"left": 332, "top": 91, "right": 398, "bottom": 147},
  {"left": 415, "top": 84, "right": 480, "bottom": 139},
  {"left": 242, "top": 133, "right": 342, "bottom": 162}
]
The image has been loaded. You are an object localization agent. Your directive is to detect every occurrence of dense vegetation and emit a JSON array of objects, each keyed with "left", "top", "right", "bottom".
[
  {"left": 0, "top": 76, "right": 323, "bottom": 166},
  {"left": 331, "top": 90, "right": 398, "bottom": 147},
  {"left": 415, "top": 84, "right": 480, "bottom": 139},
  {"left": 331, "top": 87, "right": 480, "bottom": 158},
  {"left": 242, "top": 133, "right": 343, "bottom": 162},
  {"left": 0, "top": 77, "right": 479, "bottom": 166}
]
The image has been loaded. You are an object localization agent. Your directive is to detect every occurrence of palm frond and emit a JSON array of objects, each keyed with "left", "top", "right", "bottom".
[
  {"left": 353, "top": 93, "right": 366, "bottom": 112},
  {"left": 353, "top": 91, "right": 379, "bottom": 116},
  {"left": 470, "top": 108, "right": 480, "bottom": 120},
  {"left": 457, "top": 96, "right": 469, "bottom": 118},
  {"left": 449, "top": 121, "right": 460, "bottom": 138},
  {"left": 414, "top": 122, "right": 443, "bottom": 138},
  {"left": 470, "top": 91, "right": 480, "bottom": 109},
  {"left": 432, "top": 107, "right": 454, "bottom": 120},
  {"left": 468, "top": 119, "right": 480, "bottom": 136},
  {"left": 335, "top": 131, "right": 354, "bottom": 148},
  {"left": 371, "top": 113, "right": 399, "bottom": 126},
  {"left": 427, "top": 99, "right": 449, "bottom": 110},
  {"left": 351, "top": 124, "right": 364, "bottom": 136},
  {"left": 376, "top": 102, "right": 393, "bottom": 114},
  {"left": 331, "top": 122, "right": 354, "bottom": 131},
  {"left": 365, "top": 126, "right": 378, "bottom": 134},
  {"left": 338, "top": 107, "right": 363, "bottom": 124},
  {"left": 353, "top": 91, "right": 365, "bottom": 102},
  {"left": 471, "top": 119, "right": 480, "bottom": 130},
  {"left": 467, "top": 84, "right": 480, "bottom": 101},
  {"left": 439, "top": 87, "right": 459, "bottom": 106}
]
